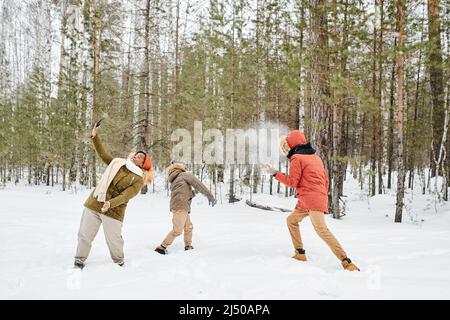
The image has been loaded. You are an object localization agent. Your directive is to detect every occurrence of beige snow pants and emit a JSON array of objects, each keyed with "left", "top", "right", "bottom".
[
  {"left": 162, "top": 209, "right": 193, "bottom": 247},
  {"left": 75, "top": 207, "right": 124, "bottom": 263},
  {"left": 287, "top": 209, "right": 347, "bottom": 261}
]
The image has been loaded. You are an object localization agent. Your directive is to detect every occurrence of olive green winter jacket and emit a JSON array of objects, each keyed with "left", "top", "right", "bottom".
[{"left": 84, "top": 135, "right": 144, "bottom": 222}]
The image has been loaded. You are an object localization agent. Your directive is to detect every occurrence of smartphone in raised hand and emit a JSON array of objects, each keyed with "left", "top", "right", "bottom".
[
  {"left": 95, "top": 118, "right": 104, "bottom": 128},
  {"left": 91, "top": 118, "right": 104, "bottom": 138}
]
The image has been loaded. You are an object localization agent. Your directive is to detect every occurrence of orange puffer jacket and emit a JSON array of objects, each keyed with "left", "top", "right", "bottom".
[{"left": 274, "top": 130, "right": 329, "bottom": 213}]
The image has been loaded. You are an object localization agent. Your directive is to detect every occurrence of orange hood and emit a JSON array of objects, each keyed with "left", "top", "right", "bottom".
[{"left": 286, "top": 130, "right": 307, "bottom": 148}]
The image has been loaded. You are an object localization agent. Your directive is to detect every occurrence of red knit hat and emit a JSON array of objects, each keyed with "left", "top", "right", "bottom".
[{"left": 142, "top": 153, "right": 152, "bottom": 170}]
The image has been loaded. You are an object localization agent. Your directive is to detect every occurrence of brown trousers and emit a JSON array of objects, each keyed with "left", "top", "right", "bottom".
[
  {"left": 162, "top": 209, "right": 193, "bottom": 247},
  {"left": 75, "top": 207, "right": 124, "bottom": 263},
  {"left": 287, "top": 209, "right": 347, "bottom": 261}
]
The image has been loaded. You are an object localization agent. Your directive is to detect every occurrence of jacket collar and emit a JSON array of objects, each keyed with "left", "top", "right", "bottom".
[{"left": 287, "top": 143, "right": 316, "bottom": 159}]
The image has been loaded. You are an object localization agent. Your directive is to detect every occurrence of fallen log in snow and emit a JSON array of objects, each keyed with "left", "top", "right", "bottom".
[{"left": 245, "top": 200, "right": 291, "bottom": 213}]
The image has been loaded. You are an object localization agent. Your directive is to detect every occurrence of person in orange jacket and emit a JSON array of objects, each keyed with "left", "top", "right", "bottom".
[{"left": 265, "top": 130, "right": 359, "bottom": 271}]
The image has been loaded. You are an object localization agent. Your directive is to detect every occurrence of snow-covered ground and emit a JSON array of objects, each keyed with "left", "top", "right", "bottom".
[{"left": 1, "top": 175, "right": 449, "bottom": 299}]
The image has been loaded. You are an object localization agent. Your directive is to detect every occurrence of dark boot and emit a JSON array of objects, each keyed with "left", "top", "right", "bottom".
[
  {"left": 155, "top": 245, "right": 168, "bottom": 255},
  {"left": 74, "top": 261, "right": 85, "bottom": 270},
  {"left": 185, "top": 245, "right": 194, "bottom": 251}
]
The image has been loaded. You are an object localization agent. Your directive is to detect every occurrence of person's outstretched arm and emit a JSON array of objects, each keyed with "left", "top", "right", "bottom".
[
  {"left": 274, "top": 157, "right": 302, "bottom": 188},
  {"left": 91, "top": 126, "right": 113, "bottom": 165},
  {"left": 183, "top": 173, "right": 214, "bottom": 200}
]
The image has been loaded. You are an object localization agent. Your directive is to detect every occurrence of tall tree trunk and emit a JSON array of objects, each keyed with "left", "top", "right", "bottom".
[
  {"left": 228, "top": 7, "right": 237, "bottom": 203},
  {"left": 255, "top": 0, "right": 261, "bottom": 123},
  {"left": 173, "top": 0, "right": 180, "bottom": 127},
  {"left": 141, "top": 0, "right": 152, "bottom": 195},
  {"left": 331, "top": 0, "right": 344, "bottom": 218},
  {"left": 309, "top": 0, "right": 331, "bottom": 170},
  {"left": 395, "top": 0, "right": 405, "bottom": 223},
  {"left": 370, "top": 6, "right": 378, "bottom": 197},
  {"left": 427, "top": 0, "right": 445, "bottom": 176},
  {"left": 297, "top": 2, "right": 305, "bottom": 131},
  {"left": 377, "top": 0, "right": 384, "bottom": 195},
  {"left": 409, "top": 10, "right": 425, "bottom": 189},
  {"left": 446, "top": 1, "right": 450, "bottom": 197},
  {"left": 337, "top": 0, "right": 350, "bottom": 199},
  {"left": 91, "top": 2, "right": 100, "bottom": 187},
  {"left": 387, "top": 39, "right": 396, "bottom": 189}
]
